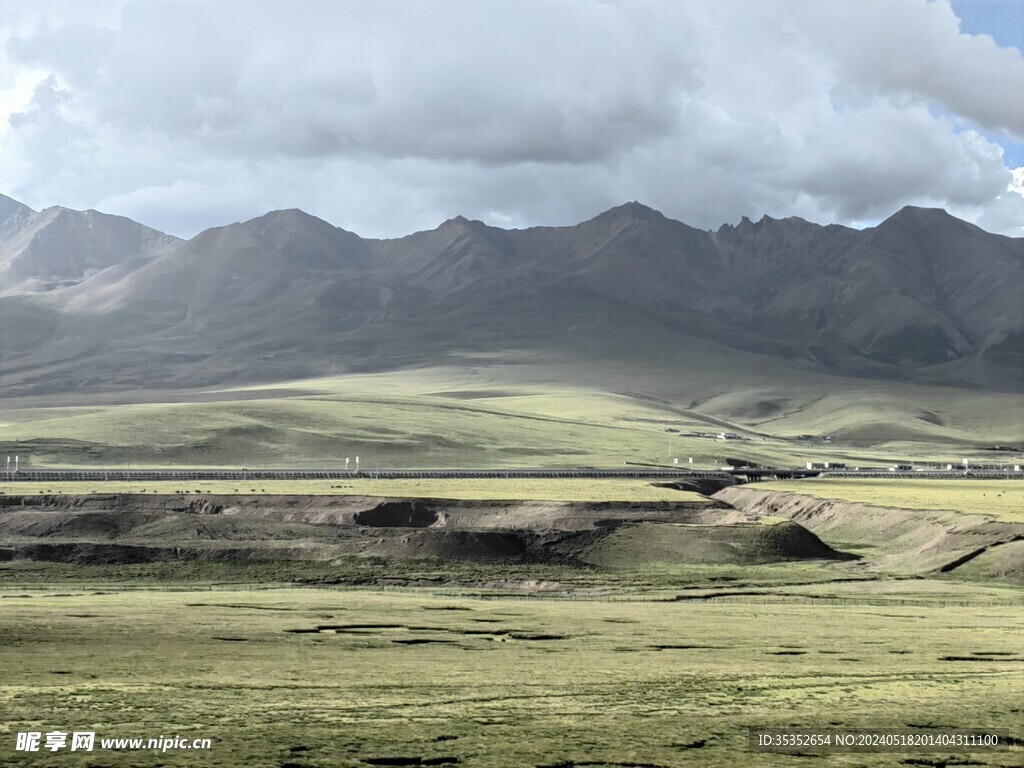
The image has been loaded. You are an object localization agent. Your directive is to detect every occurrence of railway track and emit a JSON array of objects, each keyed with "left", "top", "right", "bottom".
[{"left": 2, "top": 467, "right": 1021, "bottom": 482}]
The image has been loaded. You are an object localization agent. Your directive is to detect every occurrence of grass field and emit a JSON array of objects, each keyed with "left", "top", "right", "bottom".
[
  {"left": 0, "top": 478, "right": 708, "bottom": 502},
  {"left": 2, "top": 368, "right": 1023, "bottom": 767},
  {"left": 0, "top": 557, "right": 872, "bottom": 595},
  {"left": 3, "top": 364, "right": 1020, "bottom": 469},
  {"left": 1, "top": 585, "right": 1021, "bottom": 767},
  {"left": 2, "top": 472, "right": 1023, "bottom": 765},
  {"left": 755, "top": 478, "right": 1024, "bottom": 522},
  {"left": 0, "top": 390, "right": 781, "bottom": 468}
]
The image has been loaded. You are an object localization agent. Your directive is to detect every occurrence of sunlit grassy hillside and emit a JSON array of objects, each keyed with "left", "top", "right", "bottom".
[
  {"left": 755, "top": 478, "right": 1024, "bottom": 522},
  {"left": 2, "top": 361, "right": 1019, "bottom": 468}
]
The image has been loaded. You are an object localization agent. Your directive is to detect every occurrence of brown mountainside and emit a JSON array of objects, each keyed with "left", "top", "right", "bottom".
[{"left": 0, "top": 196, "right": 1020, "bottom": 396}]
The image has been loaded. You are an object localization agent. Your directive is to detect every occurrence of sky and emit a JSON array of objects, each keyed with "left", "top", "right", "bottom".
[{"left": 0, "top": 0, "right": 1022, "bottom": 239}]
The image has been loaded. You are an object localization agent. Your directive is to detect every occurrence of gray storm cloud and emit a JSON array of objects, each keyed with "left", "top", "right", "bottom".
[{"left": 1, "top": 0, "right": 1022, "bottom": 238}]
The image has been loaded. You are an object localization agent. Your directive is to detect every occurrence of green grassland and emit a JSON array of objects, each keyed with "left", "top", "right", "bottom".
[
  {"left": 0, "top": 557, "right": 868, "bottom": 596},
  {"left": 2, "top": 472, "right": 1023, "bottom": 766},
  {"left": 755, "top": 478, "right": 1024, "bottom": 522},
  {"left": 2, "top": 347, "right": 1022, "bottom": 768},
  {"left": 8, "top": 562, "right": 917, "bottom": 632},
  {"left": 2, "top": 362, "right": 1020, "bottom": 469},
  {"left": 1, "top": 585, "right": 1021, "bottom": 768},
  {"left": 0, "top": 478, "right": 707, "bottom": 502}
]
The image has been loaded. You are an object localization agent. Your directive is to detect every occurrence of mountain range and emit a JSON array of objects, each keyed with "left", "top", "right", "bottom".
[{"left": 0, "top": 193, "right": 1021, "bottom": 399}]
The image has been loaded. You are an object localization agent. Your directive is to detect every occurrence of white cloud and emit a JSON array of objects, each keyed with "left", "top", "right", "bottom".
[
  {"left": 1, "top": 0, "right": 1022, "bottom": 237},
  {"left": 970, "top": 166, "right": 1024, "bottom": 237},
  {"left": 1010, "top": 166, "right": 1024, "bottom": 196}
]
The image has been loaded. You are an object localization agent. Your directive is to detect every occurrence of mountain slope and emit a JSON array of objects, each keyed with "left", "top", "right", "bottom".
[
  {"left": 0, "top": 202, "right": 179, "bottom": 296},
  {"left": 0, "top": 196, "right": 1020, "bottom": 401},
  {"left": 0, "top": 193, "right": 33, "bottom": 231}
]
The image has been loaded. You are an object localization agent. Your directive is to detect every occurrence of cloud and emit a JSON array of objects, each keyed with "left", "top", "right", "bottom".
[
  {"left": 786, "top": 0, "right": 1024, "bottom": 138},
  {"left": 972, "top": 166, "right": 1024, "bottom": 237},
  {"left": 6, "top": 17, "right": 116, "bottom": 88},
  {"left": 3, "top": 75, "right": 88, "bottom": 192},
  {"left": 1011, "top": 166, "right": 1024, "bottom": 195},
  {"left": 95, "top": 1, "right": 701, "bottom": 166},
  {"left": 1, "top": 0, "right": 1022, "bottom": 238}
]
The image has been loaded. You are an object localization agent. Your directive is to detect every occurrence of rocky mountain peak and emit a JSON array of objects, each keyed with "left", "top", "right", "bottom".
[
  {"left": 0, "top": 193, "right": 34, "bottom": 227},
  {"left": 592, "top": 200, "right": 666, "bottom": 225},
  {"left": 0, "top": 197, "right": 1019, "bottom": 395}
]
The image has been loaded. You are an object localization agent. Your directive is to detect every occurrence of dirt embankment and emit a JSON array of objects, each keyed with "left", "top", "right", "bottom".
[
  {"left": 715, "top": 487, "right": 1024, "bottom": 582},
  {"left": 0, "top": 493, "right": 735, "bottom": 531},
  {"left": 0, "top": 492, "right": 854, "bottom": 569},
  {"left": 584, "top": 520, "right": 856, "bottom": 567}
]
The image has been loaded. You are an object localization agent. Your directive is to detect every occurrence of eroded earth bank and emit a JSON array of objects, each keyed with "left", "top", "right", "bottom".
[
  {"left": 0, "top": 491, "right": 860, "bottom": 579},
  {"left": 715, "top": 486, "right": 1024, "bottom": 584}
]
